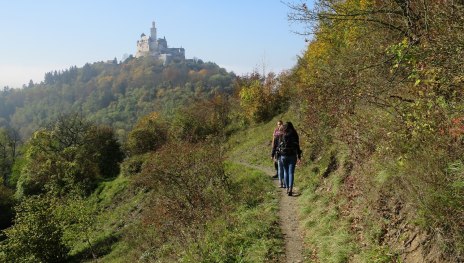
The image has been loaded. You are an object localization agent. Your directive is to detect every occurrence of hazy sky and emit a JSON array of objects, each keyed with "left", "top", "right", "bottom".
[{"left": 0, "top": 0, "right": 312, "bottom": 88}]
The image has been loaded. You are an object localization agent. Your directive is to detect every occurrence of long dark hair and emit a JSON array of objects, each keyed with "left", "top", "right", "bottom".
[{"left": 282, "top": 122, "right": 297, "bottom": 135}]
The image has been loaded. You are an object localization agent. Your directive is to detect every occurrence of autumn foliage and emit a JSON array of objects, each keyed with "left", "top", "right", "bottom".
[
  {"left": 237, "top": 72, "right": 288, "bottom": 124},
  {"left": 288, "top": 0, "right": 464, "bottom": 260}
]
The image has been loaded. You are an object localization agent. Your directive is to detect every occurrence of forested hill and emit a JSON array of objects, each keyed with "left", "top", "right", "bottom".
[
  {"left": 0, "top": 56, "right": 235, "bottom": 139},
  {"left": 1, "top": 1, "right": 464, "bottom": 262}
]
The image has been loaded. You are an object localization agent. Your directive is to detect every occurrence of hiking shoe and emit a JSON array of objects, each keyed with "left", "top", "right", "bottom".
[
  {"left": 272, "top": 174, "right": 278, "bottom": 178},
  {"left": 288, "top": 191, "right": 293, "bottom": 196}
]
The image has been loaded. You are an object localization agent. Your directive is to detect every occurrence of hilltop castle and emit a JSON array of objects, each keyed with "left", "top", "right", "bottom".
[{"left": 136, "top": 21, "right": 185, "bottom": 63}]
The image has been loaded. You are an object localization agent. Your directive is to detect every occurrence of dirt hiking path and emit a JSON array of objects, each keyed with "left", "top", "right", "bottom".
[
  {"left": 277, "top": 177, "right": 305, "bottom": 263},
  {"left": 238, "top": 162, "right": 305, "bottom": 263}
]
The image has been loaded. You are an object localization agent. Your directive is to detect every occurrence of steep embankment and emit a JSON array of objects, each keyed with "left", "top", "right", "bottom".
[{"left": 294, "top": 132, "right": 453, "bottom": 262}]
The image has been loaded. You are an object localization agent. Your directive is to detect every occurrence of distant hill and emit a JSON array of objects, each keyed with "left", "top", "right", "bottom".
[{"left": 0, "top": 56, "right": 236, "bottom": 140}]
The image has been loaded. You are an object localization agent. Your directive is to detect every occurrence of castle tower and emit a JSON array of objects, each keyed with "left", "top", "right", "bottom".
[
  {"left": 136, "top": 33, "right": 150, "bottom": 58},
  {"left": 150, "top": 21, "right": 157, "bottom": 40}
]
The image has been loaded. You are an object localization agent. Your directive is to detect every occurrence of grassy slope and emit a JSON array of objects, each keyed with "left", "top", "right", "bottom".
[
  {"left": 71, "top": 111, "right": 396, "bottom": 263},
  {"left": 68, "top": 119, "right": 288, "bottom": 262},
  {"left": 179, "top": 162, "right": 283, "bottom": 262},
  {"left": 67, "top": 175, "right": 147, "bottom": 262}
]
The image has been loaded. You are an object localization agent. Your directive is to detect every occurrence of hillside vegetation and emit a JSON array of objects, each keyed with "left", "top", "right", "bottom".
[
  {"left": 285, "top": 1, "right": 464, "bottom": 262},
  {"left": 0, "top": 56, "right": 235, "bottom": 140},
  {"left": 0, "top": 57, "right": 288, "bottom": 262},
  {"left": 1, "top": 1, "right": 464, "bottom": 262}
]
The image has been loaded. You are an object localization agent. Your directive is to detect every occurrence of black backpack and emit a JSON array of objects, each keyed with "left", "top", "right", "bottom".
[{"left": 278, "top": 134, "right": 297, "bottom": 156}]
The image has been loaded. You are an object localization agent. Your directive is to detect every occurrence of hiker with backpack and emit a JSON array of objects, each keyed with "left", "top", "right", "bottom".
[
  {"left": 271, "top": 120, "right": 285, "bottom": 188},
  {"left": 276, "top": 122, "right": 302, "bottom": 196}
]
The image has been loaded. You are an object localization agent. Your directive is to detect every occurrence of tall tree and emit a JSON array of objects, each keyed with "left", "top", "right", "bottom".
[
  {"left": 16, "top": 114, "right": 123, "bottom": 197},
  {"left": 0, "top": 128, "right": 20, "bottom": 187}
]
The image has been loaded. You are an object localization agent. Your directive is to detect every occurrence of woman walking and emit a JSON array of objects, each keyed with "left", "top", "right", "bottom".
[
  {"left": 277, "top": 122, "right": 302, "bottom": 196},
  {"left": 271, "top": 121, "right": 285, "bottom": 187}
]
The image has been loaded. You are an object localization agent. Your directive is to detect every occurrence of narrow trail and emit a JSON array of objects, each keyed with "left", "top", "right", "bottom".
[{"left": 236, "top": 162, "right": 305, "bottom": 263}]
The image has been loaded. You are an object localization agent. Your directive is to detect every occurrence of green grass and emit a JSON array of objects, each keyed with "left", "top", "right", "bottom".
[
  {"left": 71, "top": 150, "right": 283, "bottom": 262},
  {"left": 155, "top": 162, "right": 283, "bottom": 263},
  {"left": 226, "top": 124, "right": 274, "bottom": 168},
  {"left": 175, "top": 162, "right": 282, "bottom": 262},
  {"left": 297, "top": 139, "right": 359, "bottom": 263},
  {"left": 300, "top": 183, "right": 357, "bottom": 263},
  {"left": 67, "top": 175, "right": 146, "bottom": 262},
  {"left": 355, "top": 245, "right": 400, "bottom": 263}
]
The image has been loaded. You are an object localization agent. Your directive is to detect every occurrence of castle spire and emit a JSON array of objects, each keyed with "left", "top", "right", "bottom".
[{"left": 150, "top": 21, "right": 157, "bottom": 40}]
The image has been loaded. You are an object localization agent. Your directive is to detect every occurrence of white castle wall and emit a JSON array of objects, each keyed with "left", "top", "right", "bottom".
[{"left": 136, "top": 35, "right": 150, "bottom": 58}]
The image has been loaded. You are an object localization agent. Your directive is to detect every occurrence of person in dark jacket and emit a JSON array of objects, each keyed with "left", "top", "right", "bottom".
[{"left": 277, "top": 122, "right": 302, "bottom": 196}]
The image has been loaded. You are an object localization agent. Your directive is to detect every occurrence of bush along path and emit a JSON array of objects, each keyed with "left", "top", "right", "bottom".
[{"left": 236, "top": 161, "right": 305, "bottom": 262}]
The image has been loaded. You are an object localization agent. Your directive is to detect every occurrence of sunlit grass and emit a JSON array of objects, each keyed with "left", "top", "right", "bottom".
[
  {"left": 298, "top": 139, "right": 359, "bottom": 263},
  {"left": 171, "top": 162, "right": 283, "bottom": 262}
]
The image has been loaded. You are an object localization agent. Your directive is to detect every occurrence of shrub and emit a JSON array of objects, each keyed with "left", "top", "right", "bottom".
[
  {"left": 127, "top": 141, "right": 230, "bottom": 261},
  {"left": 1, "top": 195, "right": 69, "bottom": 262},
  {"left": 125, "top": 113, "right": 168, "bottom": 156},
  {"left": 170, "top": 95, "right": 231, "bottom": 142}
]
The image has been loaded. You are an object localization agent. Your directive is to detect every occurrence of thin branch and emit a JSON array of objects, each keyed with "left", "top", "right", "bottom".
[{"left": 389, "top": 95, "right": 415, "bottom": 103}]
